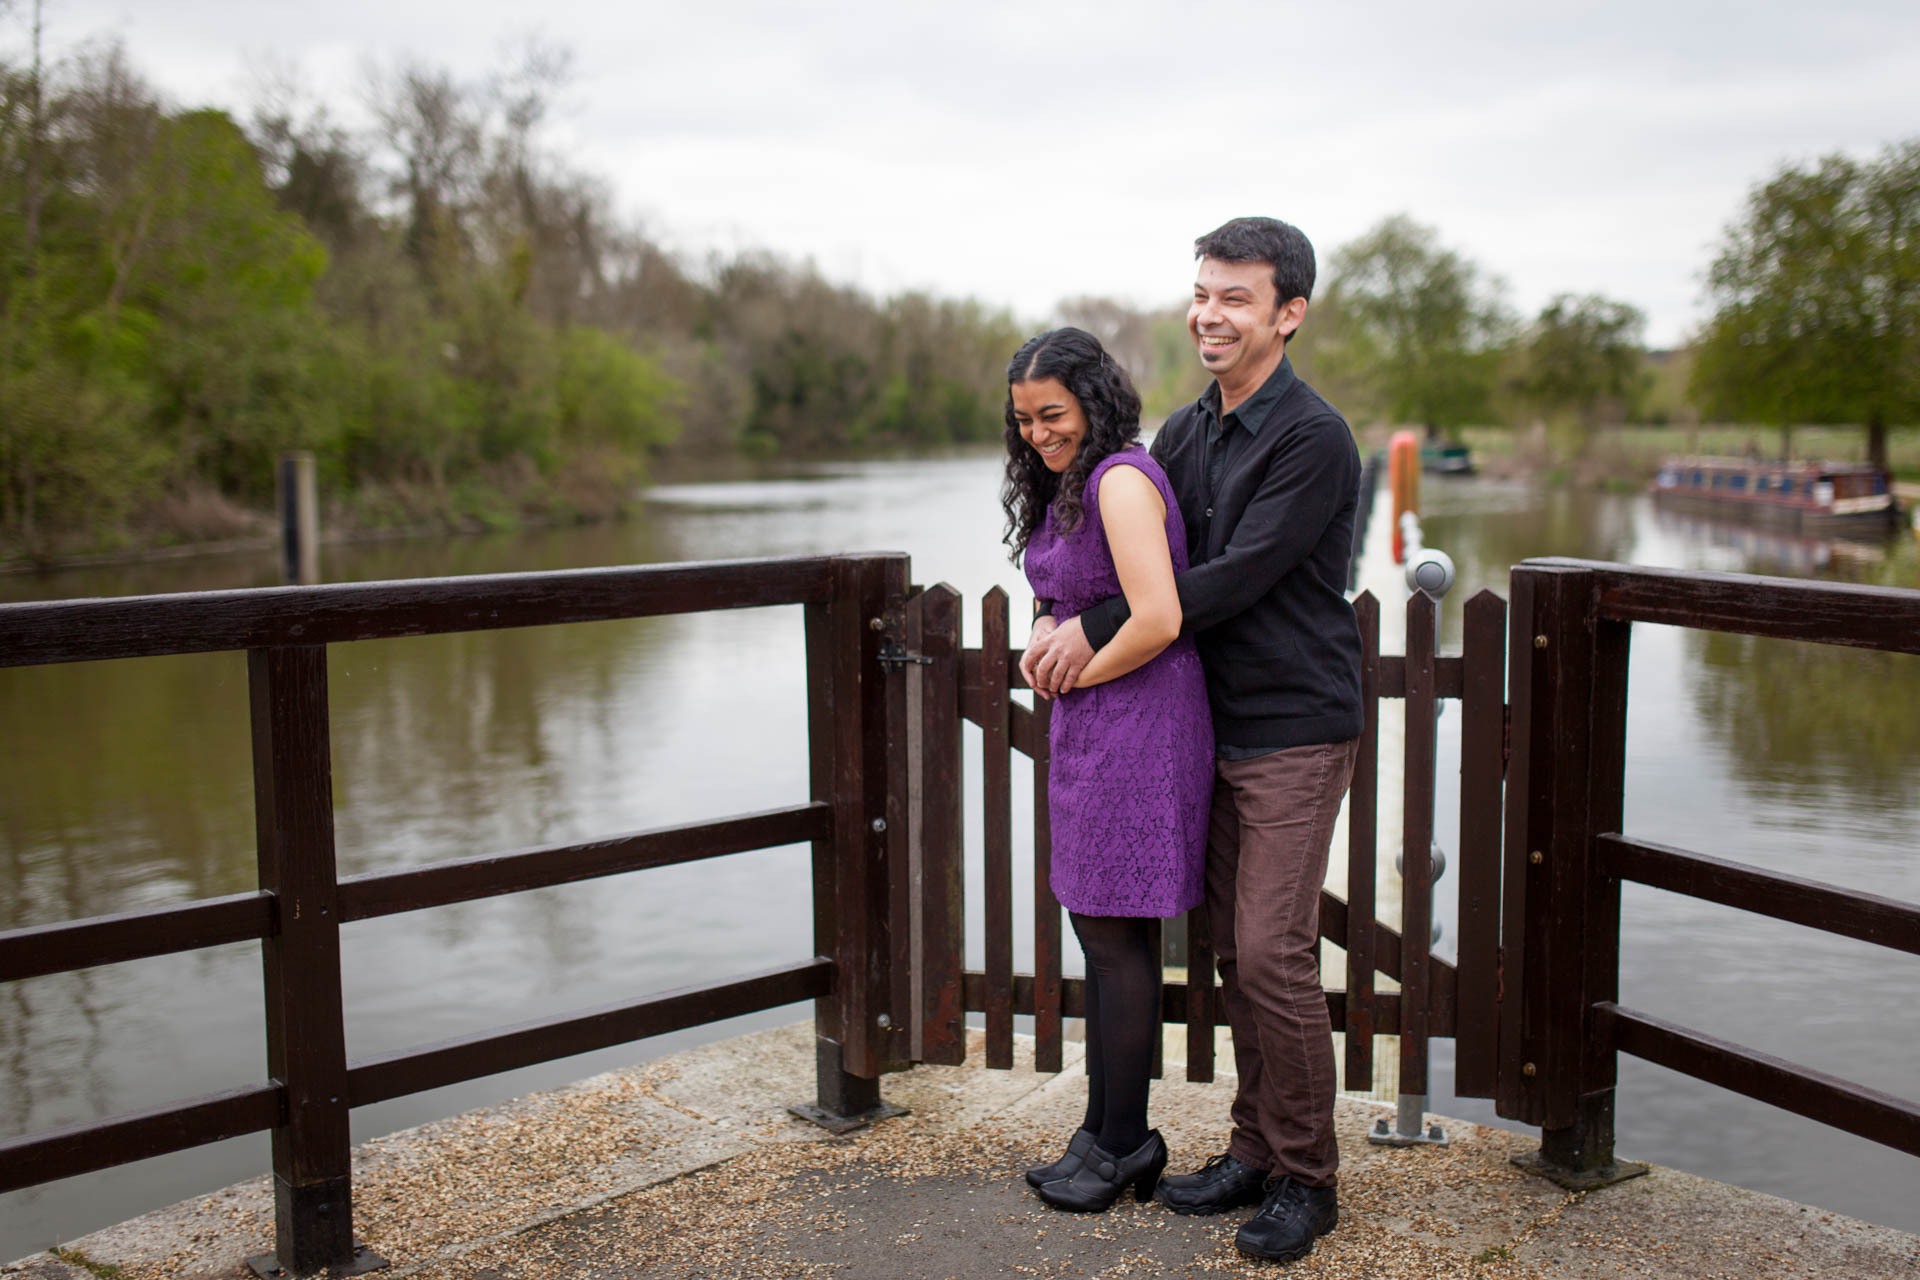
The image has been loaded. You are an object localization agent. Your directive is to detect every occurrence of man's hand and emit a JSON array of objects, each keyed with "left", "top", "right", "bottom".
[
  {"left": 1020, "top": 616, "right": 1058, "bottom": 699},
  {"left": 1023, "top": 615, "right": 1093, "bottom": 697}
]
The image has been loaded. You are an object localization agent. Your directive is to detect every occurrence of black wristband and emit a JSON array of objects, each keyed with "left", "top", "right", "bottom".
[{"left": 1033, "top": 598, "right": 1052, "bottom": 621}]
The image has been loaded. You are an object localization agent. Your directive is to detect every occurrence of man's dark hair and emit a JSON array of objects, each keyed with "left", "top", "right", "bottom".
[{"left": 1194, "top": 216, "right": 1317, "bottom": 308}]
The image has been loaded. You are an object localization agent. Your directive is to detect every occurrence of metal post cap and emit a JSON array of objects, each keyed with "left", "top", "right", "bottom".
[{"left": 1405, "top": 548, "right": 1455, "bottom": 596}]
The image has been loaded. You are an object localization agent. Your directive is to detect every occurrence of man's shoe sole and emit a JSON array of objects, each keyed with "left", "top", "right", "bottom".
[
  {"left": 1233, "top": 1235, "right": 1315, "bottom": 1263},
  {"left": 1233, "top": 1210, "right": 1338, "bottom": 1262},
  {"left": 1158, "top": 1187, "right": 1267, "bottom": 1217}
]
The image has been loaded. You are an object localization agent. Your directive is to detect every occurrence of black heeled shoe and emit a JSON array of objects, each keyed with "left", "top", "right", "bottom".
[
  {"left": 1025, "top": 1128, "right": 1097, "bottom": 1189},
  {"left": 1034, "top": 1130, "right": 1168, "bottom": 1212}
]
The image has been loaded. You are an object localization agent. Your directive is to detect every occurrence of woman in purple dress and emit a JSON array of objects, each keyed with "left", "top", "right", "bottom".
[{"left": 1000, "top": 328, "right": 1212, "bottom": 1212}]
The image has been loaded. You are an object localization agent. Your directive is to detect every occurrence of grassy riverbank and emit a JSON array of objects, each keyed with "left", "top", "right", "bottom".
[
  {"left": 0, "top": 442, "right": 996, "bottom": 575},
  {"left": 11, "top": 425, "right": 1917, "bottom": 577},
  {"left": 0, "top": 464, "right": 648, "bottom": 573}
]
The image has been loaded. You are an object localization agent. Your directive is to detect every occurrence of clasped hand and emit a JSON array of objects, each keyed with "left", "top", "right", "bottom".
[{"left": 1020, "top": 615, "right": 1093, "bottom": 699}]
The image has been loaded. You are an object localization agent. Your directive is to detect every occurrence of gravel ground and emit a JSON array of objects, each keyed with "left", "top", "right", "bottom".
[{"left": 11, "top": 1023, "right": 1917, "bottom": 1280}]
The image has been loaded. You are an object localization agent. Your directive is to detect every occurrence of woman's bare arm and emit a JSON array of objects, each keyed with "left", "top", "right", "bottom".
[{"left": 1073, "top": 464, "right": 1179, "bottom": 689}]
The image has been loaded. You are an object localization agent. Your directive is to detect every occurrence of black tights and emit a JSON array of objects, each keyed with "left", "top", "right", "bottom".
[{"left": 1071, "top": 912, "right": 1160, "bottom": 1156}]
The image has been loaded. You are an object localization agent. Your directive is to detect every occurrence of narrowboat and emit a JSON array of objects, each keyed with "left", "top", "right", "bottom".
[
  {"left": 1420, "top": 441, "right": 1476, "bottom": 475},
  {"left": 1649, "top": 457, "right": 1898, "bottom": 532}
]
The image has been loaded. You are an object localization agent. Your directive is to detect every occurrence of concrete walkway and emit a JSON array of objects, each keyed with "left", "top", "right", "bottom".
[{"left": 8, "top": 1023, "right": 1916, "bottom": 1280}]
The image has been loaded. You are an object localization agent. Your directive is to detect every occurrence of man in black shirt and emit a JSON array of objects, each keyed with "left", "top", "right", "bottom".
[{"left": 1024, "top": 216, "right": 1362, "bottom": 1265}]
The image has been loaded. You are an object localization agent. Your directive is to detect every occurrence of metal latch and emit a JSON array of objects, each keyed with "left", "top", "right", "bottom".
[{"left": 877, "top": 643, "right": 932, "bottom": 668}]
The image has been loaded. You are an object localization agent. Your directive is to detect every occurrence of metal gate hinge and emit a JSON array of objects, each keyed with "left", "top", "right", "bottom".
[{"left": 877, "top": 643, "right": 932, "bottom": 668}]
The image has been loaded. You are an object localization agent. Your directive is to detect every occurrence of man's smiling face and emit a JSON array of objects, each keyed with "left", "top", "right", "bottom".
[{"left": 1187, "top": 257, "right": 1301, "bottom": 384}]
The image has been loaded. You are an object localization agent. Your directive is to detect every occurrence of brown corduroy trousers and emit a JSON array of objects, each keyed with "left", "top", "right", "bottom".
[{"left": 1208, "top": 737, "right": 1360, "bottom": 1188}]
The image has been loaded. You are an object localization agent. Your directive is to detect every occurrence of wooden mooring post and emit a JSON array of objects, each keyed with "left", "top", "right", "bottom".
[{"left": 278, "top": 452, "right": 320, "bottom": 585}]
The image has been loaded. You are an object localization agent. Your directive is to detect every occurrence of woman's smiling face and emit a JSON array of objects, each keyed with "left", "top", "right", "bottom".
[{"left": 1011, "top": 377, "right": 1087, "bottom": 473}]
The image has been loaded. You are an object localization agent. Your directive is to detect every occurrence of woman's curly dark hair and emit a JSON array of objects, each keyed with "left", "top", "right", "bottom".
[{"left": 1001, "top": 328, "right": 1144, "bottom": 563}]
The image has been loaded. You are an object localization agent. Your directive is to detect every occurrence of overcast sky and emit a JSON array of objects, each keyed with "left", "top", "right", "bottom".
[{"left": 20, "top": 0, "right": 1920, "bottom": 346}]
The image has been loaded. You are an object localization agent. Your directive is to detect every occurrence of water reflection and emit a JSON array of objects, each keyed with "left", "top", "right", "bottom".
[
  {"left": 0, "top": 652, "right": 257, "bottom": 925},
  {"left": 1690, "top": 631, "right": 1920, "bottom": 805}
]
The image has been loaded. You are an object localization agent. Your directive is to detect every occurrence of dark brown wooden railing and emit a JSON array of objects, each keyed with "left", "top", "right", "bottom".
[
  {"left": 1502, "top": 558, "right": 1920, "bottom": 1188},
  {"left": 0, "top": 554, "right": 914, "bottom": 1277},
  {"left": 9, "top": 551, "right": 1917, "bottom": 1275}
]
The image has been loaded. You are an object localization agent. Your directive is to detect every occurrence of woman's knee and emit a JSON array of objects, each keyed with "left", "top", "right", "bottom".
[{"left": 1070, "top": 913, "right": 1153, "bottom": 974}]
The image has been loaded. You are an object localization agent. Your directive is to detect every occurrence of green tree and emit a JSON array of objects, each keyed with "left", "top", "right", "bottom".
[
  {"left": 0, "top": 42, "right": 177, "bottom": 551},
  {"left": 1320, "top": 215, "right": 1511, "bottom": 439},
  {"left": 1, "top": 23, "right": 1041, "bottom": 557},
  {"left": 1691, "top": 140, "right": 1920, "bottom": 467},
  {"left": 1511, "top": 293, "right": 1646, "bottom": 430},
  {"left": 111, "top": 109, "right": 332, "bottom": 499}
]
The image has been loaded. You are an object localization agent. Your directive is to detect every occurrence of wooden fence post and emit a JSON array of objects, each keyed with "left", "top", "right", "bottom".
[
  {"left": 909, "top": 584, "right": 965, "bottom": 1066},
  {"left": 1344, "top": 591, "right": 1380, "bottom": 1093},
  {"left": 980, "top": 588, "right": 1014, "bottom": 1069},
  {"left": 796, "top": 554, "right": 909, "bottom": 1130},
  {"left": 1032, "top": 691, "right": 1063, "bottom": 1075},
  {"left": 1506, "top": 565, "right": 1645, "bottom": 1189},
  {"left": 248, "top": 645, "right": 383, "bottom": 1277},
  {"left": 1451, "top": 589, "right": 1508, "bottom": 1100}
]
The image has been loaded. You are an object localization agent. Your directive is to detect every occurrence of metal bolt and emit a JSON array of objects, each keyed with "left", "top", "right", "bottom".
[
  {"left": 1534, "top": 634, "right": 1548, "bottom": 649},
  {"left": 869, "top": 617, "right": 886, "bottom": 631},
  {"left": 1529, "top": 850, "right": 1544, "bottom": 865},
  {"left": 1523, "top": 1061, "right": 1537, "bottom": 1077},
  {"left": 876, "top": 1013, "right": 892, "bottom": 1029},
  {"left": 871, "top": 817, "right": 887, "bottom": 833}
]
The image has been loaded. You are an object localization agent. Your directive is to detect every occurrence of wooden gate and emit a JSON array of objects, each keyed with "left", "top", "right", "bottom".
[{"left": 896, "top": 582, "right": 1512, "bottom": 1105}]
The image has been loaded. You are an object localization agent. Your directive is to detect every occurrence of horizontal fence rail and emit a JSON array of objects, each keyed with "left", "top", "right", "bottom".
[
  {"left": 1526, "top": 557, "right": 1920, "bottom": 654},
  {"left": 1597, "top": 834, "right": 1920, "bottom": 958},
  {"left": 0, "top": 1086, "right": 285, "bottom": 1195},
  {"left": 0, "top": 553, "right": 906, "bottom": 1276},
  {"left": 346, "top": 960, "right": 836, "bottom": 1107},
  {"left": 338, "top": 804, "right": 835, "bottom": 921},
  {"left": 1598, "top": 1004, "right": 1920, "bottom": 1157},
  {"left": 0, "top": 891, "right": 275, "bottom": 984},
  {"left": 1506, "top": 557, "right": 1920, "bottom": 1186},
  {"left": 0, "top": 555, "right": 839, "bottom": 668}
]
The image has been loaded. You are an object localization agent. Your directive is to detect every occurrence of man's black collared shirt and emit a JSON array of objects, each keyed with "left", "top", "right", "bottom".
[{"left": 1078, "top": 356, "right": 1363, "bottom": 752}]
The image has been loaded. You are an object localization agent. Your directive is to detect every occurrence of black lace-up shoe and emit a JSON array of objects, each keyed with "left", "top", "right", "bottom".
[
  {"left": 1156, "top": 1153, "right": 1271, "bottom": 1216},
  {"left": 1025, "top": 1128, "right": 1097, "bottom": 1189},
  {"left": 1234, "top": 1176, "right": 1339, "bottom": 1262}
]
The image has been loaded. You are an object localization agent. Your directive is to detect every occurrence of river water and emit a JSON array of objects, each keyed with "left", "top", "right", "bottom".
[{"left": 2, "top": 454, "right": 1916, "bottom": 1258}]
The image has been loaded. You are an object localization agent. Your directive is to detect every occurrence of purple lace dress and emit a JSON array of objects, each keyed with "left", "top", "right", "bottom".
[{"left": 1023, "top": 449, "right": 1212, "bottom": 918}]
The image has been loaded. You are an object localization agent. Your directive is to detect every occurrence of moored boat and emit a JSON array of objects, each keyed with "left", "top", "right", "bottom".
[
  {"left": 1421, "top": 441, "right": 1475, "bottom": 475},
  {"left": 1649, "top": 456, "right": 1898, "bottom": 532}
]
